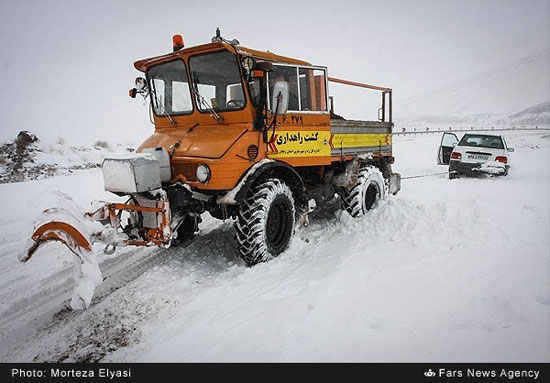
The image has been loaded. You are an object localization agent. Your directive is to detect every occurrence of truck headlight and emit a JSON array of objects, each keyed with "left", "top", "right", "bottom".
[{"left": 196, "top": 164, "right": 211, "bottom": 183}]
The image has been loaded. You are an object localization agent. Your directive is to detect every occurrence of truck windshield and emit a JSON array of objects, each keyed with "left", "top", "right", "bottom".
[
  {"left": 148, "top": 60, "right": 193, "bottom": 116},
  {"left": 189, "top": 50, "right": 245, "bottom": 112}
]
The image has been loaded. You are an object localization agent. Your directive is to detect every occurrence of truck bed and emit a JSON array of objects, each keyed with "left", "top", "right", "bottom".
[{"left": 330, "top": 119, "right": 393, "bottom": 157}]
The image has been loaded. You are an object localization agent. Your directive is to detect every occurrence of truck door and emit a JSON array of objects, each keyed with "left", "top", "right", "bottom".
[
  {"left": 438, "top": 132, "right": 459, "bottom": 165},
  {"left": 265, "top": 64, "right": 331, "bottom": 167}
]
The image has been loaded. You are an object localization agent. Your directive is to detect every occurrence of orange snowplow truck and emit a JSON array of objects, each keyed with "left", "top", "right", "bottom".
[{"left": 25, "top": 30, "right": 400, "bottom": 266}]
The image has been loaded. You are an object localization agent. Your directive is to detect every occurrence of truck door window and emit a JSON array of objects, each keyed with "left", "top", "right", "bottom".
[
  {"left": 268, "top": 65, "right": 299, "bottom": 111},
  {"left": 248, "top": 79, "right": 260, "bottom": 106},
  {"left": 148, "top": 60, "right": 193, "bottom": 116},
  {"left": 299, "top": 70, "right": 310, "bottom": 110},
  {"left": 269, "top": 65, "right": 327, "bottom": 112},
  {"left": 189, "top": 50, "right": 246, "bottom": 112},
  {"left": 298, "top": 68, "right": 327, "bottom": 111}
]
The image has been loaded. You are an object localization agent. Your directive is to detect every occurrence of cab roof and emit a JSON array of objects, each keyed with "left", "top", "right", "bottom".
[{"left": 133, "top": 42, "right": 312, "bottom": 72}]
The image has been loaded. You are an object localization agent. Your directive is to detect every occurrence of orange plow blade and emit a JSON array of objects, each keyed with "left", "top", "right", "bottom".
[
  {"left": 22, "top": 207, "right": 95, "bottom": 262},
  {"left": 22, "top": 190, "right": 173, "bottom": 262}
]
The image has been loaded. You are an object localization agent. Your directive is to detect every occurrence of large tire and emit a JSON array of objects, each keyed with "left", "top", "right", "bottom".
[
  {"left": 340, "top": 166, "right": 385, "bottom": 217},
  {"left": 235, "top": 178, "right": 295, "bottom": 266}
]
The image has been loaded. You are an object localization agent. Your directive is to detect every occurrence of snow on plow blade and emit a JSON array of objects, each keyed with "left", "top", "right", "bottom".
[
  {"left": 23, "top": 207, "right": 94, "bottom": 262},
  {"left": 21, "top": 189, "right": 173, "bottom": 263},
  {"left": 20, "top": 190, "right": 173, "bottom": 310}
]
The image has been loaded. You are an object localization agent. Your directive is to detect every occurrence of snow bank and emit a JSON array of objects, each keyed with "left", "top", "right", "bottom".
[{"left": 0, "top": 136, "right": 134, "bottom": 183}]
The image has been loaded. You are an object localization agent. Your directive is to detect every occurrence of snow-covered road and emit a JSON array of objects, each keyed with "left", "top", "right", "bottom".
[{"left": 0, "top": 131, "right": 548, "bottom": 362}]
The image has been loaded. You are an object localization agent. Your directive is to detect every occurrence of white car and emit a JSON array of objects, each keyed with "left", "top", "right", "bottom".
[{"left": 437, "top": 132, "right": 514, "bottom": 179}]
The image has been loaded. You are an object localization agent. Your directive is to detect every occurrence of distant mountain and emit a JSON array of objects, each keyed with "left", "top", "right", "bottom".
[
  {"left": 505, "top": 101, "right": 550, "bottom": 126},
  {"left": 399, "top": 49, "right": 550, "bottom": 127}
]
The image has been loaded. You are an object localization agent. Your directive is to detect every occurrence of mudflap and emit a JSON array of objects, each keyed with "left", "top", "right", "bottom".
[
  {"left": 388, "top": 173, "right": 401, "bottom": 195},
  {"left": 22, "top": 207, "right": 95, "bottom": 262}
]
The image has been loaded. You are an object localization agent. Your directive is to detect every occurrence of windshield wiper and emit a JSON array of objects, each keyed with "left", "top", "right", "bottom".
[
  {"left": 192, "top": 72, "right": 224, "bottom": 123},
  {"left": 150, "top": 80, "right": 176, "bottom": 125}
]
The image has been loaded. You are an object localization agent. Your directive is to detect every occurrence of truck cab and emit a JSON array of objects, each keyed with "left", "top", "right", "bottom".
[{"left": 133, "top": 40, "right": 332, "bottom": 192}]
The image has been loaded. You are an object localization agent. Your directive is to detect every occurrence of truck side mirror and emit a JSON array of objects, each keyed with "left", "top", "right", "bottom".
[
  {"left": 135, "top": 77, "right": 147, "bottom": 90},
  {"left": 130, "top": 77, "right": 148, "bottom": 99},
  {"left": 272, "top": 81, "right": 289, "bottom": 115}
]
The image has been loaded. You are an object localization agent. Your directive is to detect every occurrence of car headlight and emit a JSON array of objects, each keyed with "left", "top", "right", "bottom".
[{"left": 196, "top": 164, "right": 211, "bottom": 183}]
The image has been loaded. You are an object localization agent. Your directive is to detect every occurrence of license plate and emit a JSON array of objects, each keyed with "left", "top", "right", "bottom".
[{"left": 467, "top": 154, "right": 489, "bottom": 160}]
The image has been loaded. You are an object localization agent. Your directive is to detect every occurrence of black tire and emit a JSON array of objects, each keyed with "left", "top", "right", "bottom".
[
  {"left": 340, "top": 166, "right": 385, "bottom": 217},
  {"left": 235, "top": 178, "right": 295, "bottom": 266},
  {"left": 449, "top": 171, "right": 459, "bottom": 180},
  {"left": 174, "top": 214, "right": 200, "bottom": 244}
]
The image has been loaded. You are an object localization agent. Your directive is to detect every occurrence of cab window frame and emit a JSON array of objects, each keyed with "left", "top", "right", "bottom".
[
  {"left": 267, "top": 62, "right": 329, "bottom": 114},
  {"left": 188, "top": 49, "right": 248, "bottom": 114},
  {"left": 146, "top": 58, "right": 194, "bottom": 118}
]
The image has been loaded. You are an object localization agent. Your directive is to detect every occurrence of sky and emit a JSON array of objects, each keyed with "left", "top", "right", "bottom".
[{"left": 0, "top": 0, "right": 549, "bottom": 144}]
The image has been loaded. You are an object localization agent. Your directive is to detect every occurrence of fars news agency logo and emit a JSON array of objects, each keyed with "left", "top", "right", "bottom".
[{"left": 424, "top": 369, "right": 436, "bottom": 378}]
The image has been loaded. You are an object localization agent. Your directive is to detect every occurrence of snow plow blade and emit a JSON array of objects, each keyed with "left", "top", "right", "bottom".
[
  {"left": 22, "top": 207, "right": 94, "bottom": 262},
  {"left": 22, "top": 190, "right": 173, "bottom": 263}
]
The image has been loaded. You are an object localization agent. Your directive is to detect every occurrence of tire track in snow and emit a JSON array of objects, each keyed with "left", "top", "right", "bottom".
[{"left": 1, "top": 219, "right": 245, "bottom": 362}]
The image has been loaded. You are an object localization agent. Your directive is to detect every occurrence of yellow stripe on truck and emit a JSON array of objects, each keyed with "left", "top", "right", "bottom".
[{"left": 332, "top": 133, "right": 391, "bottom": 149}]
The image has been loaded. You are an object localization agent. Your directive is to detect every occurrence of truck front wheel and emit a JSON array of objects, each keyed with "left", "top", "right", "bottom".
[
  {"left": 340, "top": 166, "right": 385, "bottom": 217},
  {"left": 235, "top": 178, "right": 295, "bottom": 266},
  {"left": 173, "top": 214, "right": 200, "bottom": 244}
]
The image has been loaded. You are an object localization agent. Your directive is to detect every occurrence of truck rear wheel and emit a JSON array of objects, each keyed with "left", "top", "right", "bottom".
[
  {"left": 340, "top": 166, "right": 385, "bottom": 217},
  {"left": 235, "top": 178, "right": 295, "bottom": 266}
]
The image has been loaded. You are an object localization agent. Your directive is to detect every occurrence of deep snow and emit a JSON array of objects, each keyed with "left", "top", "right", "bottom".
[{"left": 0, "top": 131, "right": 548, "bottom": 362}]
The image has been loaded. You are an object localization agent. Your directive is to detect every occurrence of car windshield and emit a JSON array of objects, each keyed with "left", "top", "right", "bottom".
[
  {"left": 189, "top": 50, "right": 245, "bottom": 112},
  {"left": 148, "top": 60, "right": 193, "bottom": 116},
  {"left": 458, "top": 134, "right": 504, "bottom": 149}
]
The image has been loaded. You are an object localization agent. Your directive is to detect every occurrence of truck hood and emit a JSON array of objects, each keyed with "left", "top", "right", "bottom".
[{"left": 138, "top": 124, "right": 247, "bottom": 159}]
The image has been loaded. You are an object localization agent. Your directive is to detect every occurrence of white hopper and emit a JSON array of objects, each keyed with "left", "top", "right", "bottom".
[{"left": 102, "top": 154, "right": 161, "bottom": 194}]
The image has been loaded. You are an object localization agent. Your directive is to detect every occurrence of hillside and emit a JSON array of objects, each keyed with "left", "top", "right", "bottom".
[
  {"left": 399, "top": 49, "right": 550, "bottom": 127},
  {"left": 0, "top": 133, "right": 134, "bottom": 184}
]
